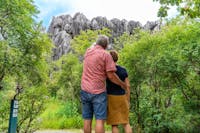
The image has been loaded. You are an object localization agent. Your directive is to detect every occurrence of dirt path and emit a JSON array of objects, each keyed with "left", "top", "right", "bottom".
[
  {"left": 34, "top": 129, "right": 111, "bottom": 133},
  {"left": 34, "top": 129, "right": 82, "bottom": 133}
]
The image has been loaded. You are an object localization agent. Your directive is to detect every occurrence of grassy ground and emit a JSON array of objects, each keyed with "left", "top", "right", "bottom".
[
  {"left": 39, "top": 99, "right": 112, "bottom": 131},
  {"left": 39, "top": 100, "right": 83, "bottom": 129}
]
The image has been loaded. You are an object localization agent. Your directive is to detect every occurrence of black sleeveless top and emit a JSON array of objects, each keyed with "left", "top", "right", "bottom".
[{"left": 106, "top": 65, "right": 128, "bottom": 95}]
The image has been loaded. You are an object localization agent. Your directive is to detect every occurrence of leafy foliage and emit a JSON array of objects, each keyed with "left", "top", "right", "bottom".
[
  {"left": 0, "top": 0, "right": 53, "bottom": 132},
  {"left": 120, "top": 19, "right": 200, "bottom": 132},
  {"left": 0, "top": 0, "right": 52, "bottom": 87},
  {"left": 153, "top": 0, "right": 200, "bottom": 18},
  {"left": 17, "top": 86, "right": 49, "bottom": 133},
  {"left": 57, "top": 54, "right": 82, "bottom": 101},
  {"left": 40, "top": 100, "right": 83, "bottom": 129}
]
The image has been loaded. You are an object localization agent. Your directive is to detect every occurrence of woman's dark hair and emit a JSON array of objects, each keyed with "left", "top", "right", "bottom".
[{"left": 110, "top": 50, "right": 118, "bottom": 62}]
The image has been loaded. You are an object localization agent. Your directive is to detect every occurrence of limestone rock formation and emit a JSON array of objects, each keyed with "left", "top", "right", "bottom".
[
  {"left": 143, "top": 21, "right": 160, "bottom": 31},
  {"left": 48, "top": 12, "right": 160, "bottom": 60}
]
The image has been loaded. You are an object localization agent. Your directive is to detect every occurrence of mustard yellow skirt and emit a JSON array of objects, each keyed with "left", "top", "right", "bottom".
[{"left": 107, "top": 94, "right": 129, "bottom": 125}]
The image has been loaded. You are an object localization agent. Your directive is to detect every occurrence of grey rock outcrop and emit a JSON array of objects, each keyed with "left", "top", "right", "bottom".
[
  {"left": 127, "top": 21, "right": 142, "bottom": 34},
  {"left": 111, "top": 18, "right": 126, "bottom": 38},
  {"left": 48, "top": 12, "right": 160, "bottom": 60},
  {"left": 143, "top": 21, "right": 160, "bottom": 31},
  {"left": 52, "top": 31, "right": 71, "bottom": 60},
  {"left": 91, "top": 16, "right": 113, "bottom": 30},
  {"left": 72, "top": 13, "right": 90, "bottom": 36}
]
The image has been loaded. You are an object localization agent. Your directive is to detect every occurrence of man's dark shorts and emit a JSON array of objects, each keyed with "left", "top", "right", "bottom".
[{"left": 80, "top": 90, "right": 107, "bottom": 120}]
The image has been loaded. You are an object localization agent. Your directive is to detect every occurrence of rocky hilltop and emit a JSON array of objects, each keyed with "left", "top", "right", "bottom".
[{"left": 48, "top": 12, "right": 160, "bottom": 60}]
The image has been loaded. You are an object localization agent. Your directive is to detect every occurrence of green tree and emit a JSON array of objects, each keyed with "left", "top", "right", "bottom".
[
  {"left": 114, "top": 32, "right": 136, "bottom": 51},
  {"left": 57, "top": 54, "right": 82, "bottom": 101},
  {"left": 17, "top": 86, "right": 49, "bottom": 133},
  {"left": 0, "top": 0, "right": 52, "bottom": 88},
  {"left": 153, "top": 0, "right": 200, "bottom": 18},
  {"left": 0, "top": 0, "right": 53, "bottom": 132}
]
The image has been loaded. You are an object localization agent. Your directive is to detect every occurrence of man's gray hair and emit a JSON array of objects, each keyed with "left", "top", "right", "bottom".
[{"left": 96, "top": 35, "right": 109, "bottom": 49}]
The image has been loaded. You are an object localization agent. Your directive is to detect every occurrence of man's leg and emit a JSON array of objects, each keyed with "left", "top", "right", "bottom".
[
  {"left": 80, "top": 90, "right": 93, "bottom": 133},
  {"left": 95, "top": 119, "right": 105, "bottom": 133},
  {"left": 84, "top": 119, "right": 92, "bottom": 133},
  {"left": 93, "top": 92, "right": 107, "bottom": 133},
  {"left": 112, "top": 125, "right": 119, "bottom": 133}
]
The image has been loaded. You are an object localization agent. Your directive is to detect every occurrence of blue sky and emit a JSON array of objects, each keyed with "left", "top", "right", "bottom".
[
  {"left": 34, "top": 0, "right": 72, "bottom": 27},
  {"left": 34, "top": 0, "right": 177, "bottom": 28}
]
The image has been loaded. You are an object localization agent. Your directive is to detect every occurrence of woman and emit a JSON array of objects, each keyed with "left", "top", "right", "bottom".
[{"left": 106, "top": 50, "right": 132, "bottom": 133}]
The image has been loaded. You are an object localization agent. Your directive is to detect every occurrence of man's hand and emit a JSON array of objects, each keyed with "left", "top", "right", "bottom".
[
  {"left": 120, "top": 82, "right": 127, "bottom": 90},
  {"left": 125, "top": 77, "right": 131, "bottom": 108}
]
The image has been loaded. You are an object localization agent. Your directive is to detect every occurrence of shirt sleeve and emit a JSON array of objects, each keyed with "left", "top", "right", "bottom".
[
  {"left": 124, "top": 68, "right": 128, "bottom": 78},
  {"left": 105, "top": 53, "right": 116, "bottom": 72}
]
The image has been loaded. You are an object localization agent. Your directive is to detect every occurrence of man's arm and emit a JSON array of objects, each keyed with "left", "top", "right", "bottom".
[
  {"left": 125, "top": 77, "right": 130, "bottom": 103},
  {"left": 107, "top": 71, "right": 127, "bottom": 90}
]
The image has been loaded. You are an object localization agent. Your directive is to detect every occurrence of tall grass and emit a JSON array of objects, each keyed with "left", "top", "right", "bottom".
[
  {"left": 39, "top": 99, "right": 112, "bottom": 131},
  {"left": 39, "top": 99, "right": 83, "bottom": 129}
]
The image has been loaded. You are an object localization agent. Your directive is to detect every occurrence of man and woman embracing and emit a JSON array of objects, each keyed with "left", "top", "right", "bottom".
[{"left": 80, "top": 35, "right": 132, "bottom": 133}]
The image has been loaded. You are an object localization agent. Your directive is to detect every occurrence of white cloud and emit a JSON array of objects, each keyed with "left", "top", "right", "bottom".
[
  {"left": 66, "top": 0, "right": 161, "bottom": 24},
  {"left": 34, "top": 0, "right": 178, "bottom": 26}
]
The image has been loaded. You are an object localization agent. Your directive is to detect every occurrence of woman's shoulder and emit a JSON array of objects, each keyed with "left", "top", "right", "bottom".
[
  {"left": 116, "top": 65, "right": 128, "bottom": 78},
  {"left": 116, "top": 65, "right": 127, "bottom": 71}
]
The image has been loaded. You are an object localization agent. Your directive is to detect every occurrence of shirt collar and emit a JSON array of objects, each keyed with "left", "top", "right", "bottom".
[{"left": 95, "top": 44, "right": 104, "bottom": 50}]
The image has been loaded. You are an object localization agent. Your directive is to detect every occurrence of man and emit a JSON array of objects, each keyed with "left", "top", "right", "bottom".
[{"left": 81, "top": 35, "right": 127, "bottom": 133}]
